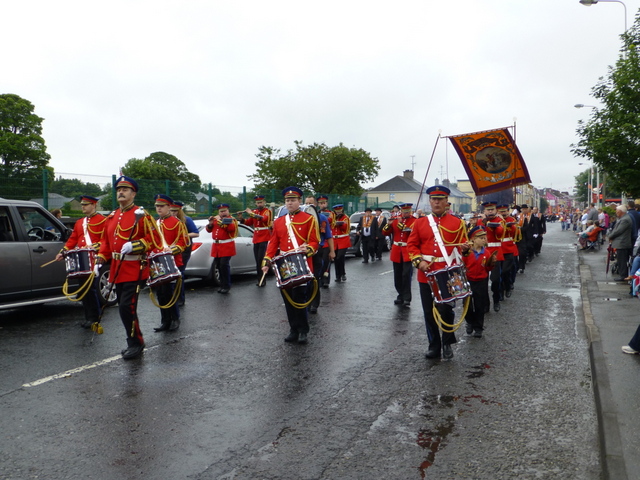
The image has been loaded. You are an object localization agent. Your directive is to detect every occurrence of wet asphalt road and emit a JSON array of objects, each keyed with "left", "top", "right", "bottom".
[{"left": 0, "top": 224, "right": 600, "bottom": 480}]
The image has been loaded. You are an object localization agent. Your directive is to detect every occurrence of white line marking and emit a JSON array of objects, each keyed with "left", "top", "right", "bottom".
[{"left": 22, "top": 354, "right": 122, "bottom": 388}]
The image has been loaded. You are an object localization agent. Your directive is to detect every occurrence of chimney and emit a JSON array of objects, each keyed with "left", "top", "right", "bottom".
[{"left": 403, "top": 170, "right": 414, "bottom": 180}]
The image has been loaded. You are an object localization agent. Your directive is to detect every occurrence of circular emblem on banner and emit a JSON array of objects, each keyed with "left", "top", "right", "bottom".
[{"left": 473, "top": 147, "right": 512, "bottom": 174}]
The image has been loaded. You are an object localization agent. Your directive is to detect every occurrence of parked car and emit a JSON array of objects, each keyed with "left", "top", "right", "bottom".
[
  {"left": 185, "top": 219, "right": 256, "bottom": 284},
  {"left": 347, "top": 211, "right": 392, "bottom": 256}
]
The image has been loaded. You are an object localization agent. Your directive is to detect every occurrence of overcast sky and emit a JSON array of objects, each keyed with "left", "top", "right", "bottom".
[{"left": 3, "top": 0, "right": 637, "bottom": 195}]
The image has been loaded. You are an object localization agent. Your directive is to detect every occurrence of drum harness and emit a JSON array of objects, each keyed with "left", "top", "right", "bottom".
[
  {"left": 426, "top": 214, "right": 470, "bottom": 333},
  {"left": 278, "top": 213, "right": 318, "bottom": 309},
  {"left": 148, "top": 216, "right": 183, "bottom": 310}
]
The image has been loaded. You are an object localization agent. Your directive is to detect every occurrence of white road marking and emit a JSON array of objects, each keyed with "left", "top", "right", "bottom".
[{"left": 22, "top": 355, "right": 123, "bottom": 387}]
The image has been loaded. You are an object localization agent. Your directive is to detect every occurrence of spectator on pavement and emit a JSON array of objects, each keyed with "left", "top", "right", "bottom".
[{"left": 609, "top": 204, "right": 634, "bottom": 282}]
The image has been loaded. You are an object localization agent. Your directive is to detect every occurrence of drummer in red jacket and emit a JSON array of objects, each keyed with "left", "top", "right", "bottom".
[
  {"left": 462, "top": 226, "right": 497, "bottom": 338},
  {"left": 205, "top": 203, "right": 238, "bottom": 294},
  {"left": 56, "top": 195, "right": 107, "bottom": 328},
  {"left": 262, "top": 186, "right": 319, "bottom": 344},
  {"left": 407, "top": 185, "right": 469, "bottom": 360},
  {"left": 96, "top": 176, "right": 160, "bottom": 360},
  {"left": 151, "top": 194, "right": 189, "bottom": 332}
]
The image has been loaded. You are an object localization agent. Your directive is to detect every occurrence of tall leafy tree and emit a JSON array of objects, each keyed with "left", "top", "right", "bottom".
[
  {"left": 121, "top": 151, "right": 202, "bottom": 207},
  {"left": 572, "top": 15, "right": 640, "bottom": 196},
  {"left": 249, "top": 141, "right": 380, "bottom": 195},
  {"left": 0, "top": 94, "right": 52, "bottom": 198},
  {"left": 51, "top": 177, "right": 103, "bottom": 199}
]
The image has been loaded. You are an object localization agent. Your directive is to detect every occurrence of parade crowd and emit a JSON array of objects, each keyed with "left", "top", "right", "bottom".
[{"left": 58, "top": 176, "right": 560, "bottom": 361}]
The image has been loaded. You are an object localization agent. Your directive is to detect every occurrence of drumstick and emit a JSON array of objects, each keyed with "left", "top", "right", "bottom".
[
  {"left": 40, "top": 258, "right": 59, "bottom": 268},
  {"left": 258, "top": 270, "right": 267, "bottom": 287}
]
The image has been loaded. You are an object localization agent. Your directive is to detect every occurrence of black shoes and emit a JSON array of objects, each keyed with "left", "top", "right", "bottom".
[
  {"left": 505, "top": 289, "right": 513, "bottom": 298},
  {"left": 154, "top": 323, "right": 170, "bottom": 332},
  {"left": 81, "top": 320, "right": 93, "bottom": 329},
  {"left": 121, "top": 344, "right": 144, "bottom": 360},
  {"left": 169, "top": 318, "right": 180, "bottom": 331},
  {"left": 341, "top": 275, "right": 347, "bottom": 282},
  {"left": 403, "top": 301, "right": 410, "bottom": 308},
  {"left": 493, "top": 303, "right": 501, "bottom": 312},
  {"left": 425, "top": 348, "right": 441, "bottom": 359},
  {"left": 394, "top": 298, "right": 403, "bottom": 305},
  {"left": 466, "top": 324, "right": 473, "bottom": 335},
  {"left": 362, "top": 260, "right": 368, "bottom": 263},
  {"left": 472, "top": 330, "right": 483, "bottom": 338},
  {"left": 284, "top": 332, "right": 299, "bottom": 343},
  {"left": 298, "top": 333, "right": 308, "bottom": 344},
  {"left": 309, "top": 306, "right": 318, "bottom": 314},
  {"left": 442, "top": 344, "right": 453, "bottom": 359},
  {"left": 218, "top": 288, "right": 230, "bottom": 294}
]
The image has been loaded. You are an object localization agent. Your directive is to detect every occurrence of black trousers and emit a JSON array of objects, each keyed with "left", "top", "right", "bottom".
[
  {"left": 334, "top": 248, "right": 347, "bottom": 279},
  {"left": 393, "top": 260, "right": 412, "bottom": 303},
  {"left": 82, "top": 278, "right": 102, "bottom": 323},
  {"left": 372, "top": 236, "right": 384, "bottom": 259},
  {"left": 534, "top": 235, "right": 544, "bottom": 254},
  {"left": 466, "top": 277, "right": 489, "bottom": 332},
  {"left": 281, "top": 285, "right": 309, "bottom": 334},
  {"left": 157, "top": 280, "right": 180, "bottom": 326},
  {"left": 419, "top": 282, "right": 456, "bottom": 351},
  {"left": 214, "top": 256, "right": 231, "bottom": 289},
  {"left": 490, "top": 260, "right": 502, "bottom": 303},
  {"left": 320, "top": 246, "right": 331, "bottom": 286},
  {"left": 361, "top": 235, "right": 373, "bottom": 261},
  {"left": 517, "top": 242, "right": 527, "bottom": 271},
  {"left": 115, "top": 281, "right": 145, "bottom": 347},
  {"left": 501, "top": 253, "right": 514, "bottom": 292},
  {"left": 253, "top": 241, "right": 268, "bottom": 278}
]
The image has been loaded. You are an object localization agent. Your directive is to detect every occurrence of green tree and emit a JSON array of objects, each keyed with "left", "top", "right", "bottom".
[
  {"left": 574, "top": 170, "right": 590, "bottom": 203},
  {"left": 51, "top": 177, "right": 103, "bottom": 199},
  {"left": 249, "top": 141, "right": 380, "bottom": 195},
  {"left": 0, "top": 94, "right": 52, "bottom": 198},
  {"left": 572, "top": 15, "right": 640, "bottom": 196},
  {"left": 121, "top": 151, "right": 202, "bottom": 208}
]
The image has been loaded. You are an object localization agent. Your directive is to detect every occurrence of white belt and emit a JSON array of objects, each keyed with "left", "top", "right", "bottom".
[
  {"left": 394, "top": 241, "right": 407, "bottom": 246},
  {"left": 213, "top": 238, "right": 235, "bottom": 244},
  {"left": 502, "top": 237, "right": 513, "bottom": 242},
  {"left": 422, "top": 255, "right": 445, "bottom": 262},
  {"left": 488, "top": 242, "right": 501, "bottom": 247},
  {"left": 254, "top": 227, "right": 270, "bottom": 231},
  {"left": 334, "top": 234, "right": 349, "bottom": 238},
  {"left": 113, "top": 253, "right": 142, "bottom": 261}
]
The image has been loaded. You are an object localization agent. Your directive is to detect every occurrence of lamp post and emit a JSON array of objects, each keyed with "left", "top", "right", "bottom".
[
  {"left": 575, "top": 104, "right": 603, "bottom": 207},
  {"left": 579, "top": 0, "right": 627, "bottom": 32}
]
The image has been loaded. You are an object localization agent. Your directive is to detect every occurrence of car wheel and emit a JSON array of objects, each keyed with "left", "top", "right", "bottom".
[
  {"left": 97, "top": 264, "right": 118, "bottom": 307},
  {"left": 208, "top": 263, "right": 221, "bottom": 287},
  {"left": 354, "top": 238, "right": 363, "bottom": 257}
]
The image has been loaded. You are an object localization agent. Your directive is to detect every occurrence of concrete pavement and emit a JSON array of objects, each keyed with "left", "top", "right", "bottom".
[{"left": 577, "top": 232, "right": 640, "bottom": 480}]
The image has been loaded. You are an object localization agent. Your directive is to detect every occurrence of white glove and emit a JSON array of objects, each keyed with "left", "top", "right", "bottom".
[
  {"left": 533, "top": 234, "right": 539, "bottom": 238},
  {"left": 93, "top": 264, "right": 101, "bottom": 276},
  {"left": 120, "top": 242, "right": 133, "bottom": 255}
]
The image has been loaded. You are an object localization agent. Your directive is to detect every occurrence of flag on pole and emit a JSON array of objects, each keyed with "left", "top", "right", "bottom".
[{"left": 448, "top": 128, "right": 530, "bottom": 195}]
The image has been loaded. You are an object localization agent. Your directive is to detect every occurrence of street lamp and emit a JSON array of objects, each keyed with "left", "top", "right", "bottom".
[
  {"left": 578, "top": 161, "right": 595, "bottom": 206},
  {"left": 574, "top": 104, "right": 598, "bottom": 109},
  {"left": 579, "top": 0, "right": 627, "bottom": 32}
]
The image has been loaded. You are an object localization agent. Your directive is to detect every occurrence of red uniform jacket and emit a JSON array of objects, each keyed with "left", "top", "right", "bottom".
[
  {"left": 383, "top": 215, "right": 416, "bottom": 263},
  {"left": 500, "top": 215, "right": 519, "bottom": 256},
  {"left": 478, "top": 217, "right": 505, "bottom": 261},
  {"left": 331, "top": 213, "right": 351, "bottom": 250},
  {"left": 98, "top": 206, "right": 159, "bottom": 283},
  {"left": 265, "top": 210, "right": 320, "bottom": 271},
  {"left": 153, "top": 215, "right": 189, "bottom": 267},
  {"left": 206, "top": 217, "right": 238, "bottom": 258},
  {"left": 64, "top": 213, "right": 107, "bottom": 250},
  {"left": 407, "top": 213, "right": 468, "bottom": 284},
  {"left": 462, "top": 247, "right": 494, "bottom": 281},
  {"left": 244, "top": 207, "right": 273, "bottom": 244}
]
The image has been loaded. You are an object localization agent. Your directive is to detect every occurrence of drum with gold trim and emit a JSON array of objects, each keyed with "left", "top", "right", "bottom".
[
  {"left": 425, "top": 265, "right": 472, "bottom": 304},
  {"left": 147, "top": 251, "right": 181, "bottom": 287},
  {"left": 272, "top": 250, "right": 314, "bottom": 289}
]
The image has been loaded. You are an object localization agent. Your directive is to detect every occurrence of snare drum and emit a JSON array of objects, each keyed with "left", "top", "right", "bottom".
[
  {"left": 272, "top": 250, "right": 314, "bottom": 289},
  {"left": 425, "top": 265, "right": 472, "bottom": 304},
  {"left": 65, "top": 247, "right": 95, "bottom": 278},
  {"left": 147, "top": 251, "right": 181, "bottom": 287}
]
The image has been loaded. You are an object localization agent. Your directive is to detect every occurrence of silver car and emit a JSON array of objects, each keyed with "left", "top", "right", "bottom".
[{"left": 185, "top": 219, "right": 256, "bottom": 284}]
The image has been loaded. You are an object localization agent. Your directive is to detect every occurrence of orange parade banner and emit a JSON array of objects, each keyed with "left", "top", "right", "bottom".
[{"left": 448, "top": 128, "right": 531, "bottom": 195}]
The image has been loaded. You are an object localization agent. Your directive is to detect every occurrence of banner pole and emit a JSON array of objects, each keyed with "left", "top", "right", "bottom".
[{"left": 416, "top": 132, "right": 441, "bottom": 209}]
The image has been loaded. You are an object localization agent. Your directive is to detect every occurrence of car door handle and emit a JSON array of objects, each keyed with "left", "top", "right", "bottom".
[{"left": 33, "top": 246, "right": 47, "bottom": 253}]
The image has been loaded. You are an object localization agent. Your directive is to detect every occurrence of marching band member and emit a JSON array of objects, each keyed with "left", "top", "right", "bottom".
[
  {"left": 262, "top": 187, "right": 319, "bottom": 344},
  {"left": 316, "top": 195, "right": 335, "bottom": 287},
  {"left": 304, "top": 195, "right": 335, "bottom": 314},
  {"left": 497, "top": 204, "right": 518, "bottom": 298},
  {"left": 96, "top": 176, "right": 160, "bottom": 360},
  {"left": 479, "top": 201, "right": 505, "bottom": 312},
  {"left": 152, "top": 194, "right": 189, "bottom": 332},
  {"left": 407, "top": 185, "right": 469, "bottom": 360},
  {"left": 462, "top": 226, "right": 497, "bottom": 338},
  {"left": 170, "top": 200, "right": 198, "bottom": 306},
  {"left": 206, "top": 203, "right": 238, "bottom": 294},
  {"left": 331, "top": 204, "right": 350, "bottom": 283},
  {"left": 383, "top": 203, "right": 416, "bottom": 307},
  {"left": 55, "top": 195, "right": 107, "bottom": 328},
  {"left": 243, "top": 195, "right": 273, "bottom": 286}
]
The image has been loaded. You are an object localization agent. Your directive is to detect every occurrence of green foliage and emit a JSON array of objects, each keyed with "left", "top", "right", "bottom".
[
  {"left": 0, "top": 94, "right": 51, "bottom": 195},
  {"left": 249, "top": 141, "right": 380, "bottom": 195},
  {"left": 574, "top": 170, "right": 589, "bottom": 203},
  {"left": 51, "top": 177, "right": 103, "bottom": 199},
  {"left": 572, "top": 16, "right": 640, "bottom": 196},
  {"left": 121, "top": 151, "right": 202, "bottom": 208}
]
